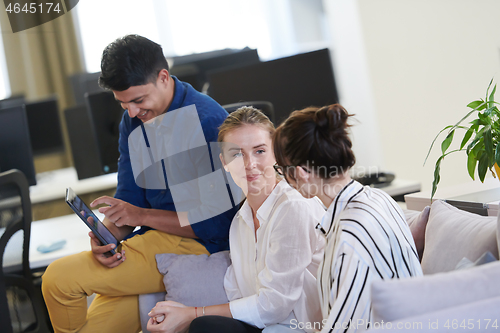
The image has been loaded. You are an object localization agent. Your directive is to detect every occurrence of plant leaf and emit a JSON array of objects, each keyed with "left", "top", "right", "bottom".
[
  {"left": 467, "top": 152, "right": 477, "bottom": 180},
  {"left": 470, "top": 119, "right": 480, "bottom": 126},
  {"left": 495, "top": 144, "right": 500, "bottom": 168},
  {"left": 478, "top": 152, "right": 489, "bottom": 182},
  {"left": 466, "top": 129, "right": 485, "bottom": 155},
  {"left": 492, "top": 107, "right": 500, "bottom": 123},
  {"left": 423, "top": 125, "right": 453, "bottom": 166},
  {"left": 489, "top": 84, "right": 496, "bottom": 100},
  {"left": 483, "top": 126, "right": 493, "bottom": 160},
  {"left": 486, "top": 78, "right": 494, "bottom": 101},
  {"left": 460, "top": 126, "right": 475, "bottom": 150},
  {"left": 478, "top": 112, "right": 491, "bottom": 125},
  {"left": 430, "top": 149, "right": 464, "bottom": 200},
  {"left": 467, "top": 100, "right": 486, "bottom": 110},
  {"left": 489, "top": 84, "right": 497, "bottom": 109},
  {"left": 431, "top": 155, "right": 443, "bottom": 200},
  {"left": 484, "top": 106, "right": 497, "bottom": 117},
  {"left": 441, "top": 130, "right": 455, "bottom": 154}
]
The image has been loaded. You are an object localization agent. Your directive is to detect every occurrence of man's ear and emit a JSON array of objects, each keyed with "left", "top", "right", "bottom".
[
  {"left": 220, "top": 153, "right": 229, "bottom": 172},
  {"left": 157, "top": 69, "right": 169, "bottom": 85},
  {"left": 296, "top": 166, "right": 310, "bottom": 182}
]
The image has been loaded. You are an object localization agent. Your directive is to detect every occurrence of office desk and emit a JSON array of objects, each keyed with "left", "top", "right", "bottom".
[
  {"left": 0, "top": 167, "right": 118, "bottom": 221},
  {"left": 31, "top": 167, "right": 117, "bottom": 220},
  {"left": 2, "top": 211, "right": 102, "bottom": 271},
  {"left": 376, "top": 179, "right": 421, "bottom": 200},
  {"left": 405, "top": 177, "right": 500, "bottom": 216},
  {"left": 30, "top": 167, "right": 118, "bottom": 204}
]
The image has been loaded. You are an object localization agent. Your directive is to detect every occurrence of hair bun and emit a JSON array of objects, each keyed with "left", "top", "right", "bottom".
[
  {"left": 314, "top": 104, "right": 352, "bottom": 135},
  {"left": 274, "top": 103, "right": 356, "bottom": 179}
]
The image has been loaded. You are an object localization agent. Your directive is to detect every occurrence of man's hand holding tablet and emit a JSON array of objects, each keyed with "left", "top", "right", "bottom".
[{"left": 65, "top": 187, "right": 126, "bottom": 267}]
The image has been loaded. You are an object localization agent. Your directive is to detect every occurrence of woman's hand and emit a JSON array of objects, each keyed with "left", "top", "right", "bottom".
[{"left": 147, "top": 301, "right": 196, "bottom": 333}]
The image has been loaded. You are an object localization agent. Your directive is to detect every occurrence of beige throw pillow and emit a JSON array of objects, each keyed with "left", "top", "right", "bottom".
[{"left": 421, "top": 200, "right": 498, "bottom": 274}]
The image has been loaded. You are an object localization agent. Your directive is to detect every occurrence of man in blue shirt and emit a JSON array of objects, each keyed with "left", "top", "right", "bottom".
[{"left": 42, "top": 35, "right": 237, "bottom": 333}]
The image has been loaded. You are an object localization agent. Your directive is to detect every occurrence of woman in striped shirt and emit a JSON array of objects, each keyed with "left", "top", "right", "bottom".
[{"left": 273, "top": 104, "right": 422, "bottom": 332}]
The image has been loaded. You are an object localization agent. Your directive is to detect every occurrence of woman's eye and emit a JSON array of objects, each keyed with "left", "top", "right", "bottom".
[
  {"left": 233, "top": 152, "right": 243, "bottom": 158},
  {"left": 256, "top": 149, "right": 265, "bottom": 154}
]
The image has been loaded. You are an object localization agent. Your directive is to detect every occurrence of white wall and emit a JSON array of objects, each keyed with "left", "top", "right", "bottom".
[
  {"left": 323, "top": 0, "right": 385, "bottom": 172},
  {"left": 325, "top": 0, "right": 500, "bottom": 192}
]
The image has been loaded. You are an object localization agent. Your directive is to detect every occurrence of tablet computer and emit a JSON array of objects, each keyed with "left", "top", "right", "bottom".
[{"left": 65, "top": 187, "right": 118, "bottom": 255}]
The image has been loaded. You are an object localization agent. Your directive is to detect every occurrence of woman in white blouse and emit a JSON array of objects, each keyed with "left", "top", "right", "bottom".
[
  {"left": 147, "top": 107, "right": 326, "bottom": 333},
  {"left": 273, "top": 104, "right": 423, "bottom": 333}
]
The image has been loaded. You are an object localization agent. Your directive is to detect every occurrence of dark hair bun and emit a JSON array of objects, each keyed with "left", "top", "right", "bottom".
[
  {"left": 273, "top": 103, "right": 356, "bottom": 179},
  {"left": 314, "top": 104, "right": 351, "bottom": 138}
]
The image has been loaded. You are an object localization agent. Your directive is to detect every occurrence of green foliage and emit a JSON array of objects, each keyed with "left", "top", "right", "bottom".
[{"left": 424, "top": 79, "right": 500, "bottom": 199}]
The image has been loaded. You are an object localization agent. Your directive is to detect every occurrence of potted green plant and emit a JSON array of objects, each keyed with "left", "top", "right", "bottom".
[{"left": 425, "top": 79, "right": 499, "bottom": 199}]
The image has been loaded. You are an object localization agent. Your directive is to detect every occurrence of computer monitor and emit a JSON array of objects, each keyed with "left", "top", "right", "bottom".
[
  {"left": 0, "top": 105, "right": 37, "bottom": 186},
  {"left": 69, "top": 72, "right": 104, "bottom": 106},
  {"left": 170, "top": 48, "right": 260, "bottom": 92},
  {"left": 64, "top": 105, "right": 102, "bottom": 180},
  {"left": 25, "top": 96, "right": 65, "bottom": 156},
  {"left": 0, "top": 94, "right": 25, "bottom": 109},
  {"left": 207, "top": 48, "right": 339, "bottom": 124},
  {"left": 85, "top": 91, "right": 124, "bottom": 175},
  {"left": 169, "top": 48, "right": 237, "bottom": 66}
]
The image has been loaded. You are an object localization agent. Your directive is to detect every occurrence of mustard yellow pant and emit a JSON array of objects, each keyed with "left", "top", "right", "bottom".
[{"left": 41, "top": 230, "right": 209, "bottom": 333}]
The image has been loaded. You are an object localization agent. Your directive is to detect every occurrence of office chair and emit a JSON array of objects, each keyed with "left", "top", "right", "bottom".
[
  {"left": 0, "top": 169, "right": 52, "bottom": 333},
  {"left": 222, "top": 101, "right": 275, "bottom": 124}
]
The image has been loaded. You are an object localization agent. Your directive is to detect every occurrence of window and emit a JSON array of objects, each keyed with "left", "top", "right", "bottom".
[
  {"left": 75, "top": 0, "right": 160, "bottom": 73},
  {"left": 75, "top": 0, "right": 330, "bottom": 72},
  {"left": 0, "top": 29, "right": 10, "bottom": 99},
  {"left": 159, "top": 0, "right": 272, "bottom": 58}
]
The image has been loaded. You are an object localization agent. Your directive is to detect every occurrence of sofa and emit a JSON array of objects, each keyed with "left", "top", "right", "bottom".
[
  {"left": 139, "top": 199, "right": 500, "bottom": 332},
  {"left": 365, "top": 199, "right": 500, "bottom": 332}
]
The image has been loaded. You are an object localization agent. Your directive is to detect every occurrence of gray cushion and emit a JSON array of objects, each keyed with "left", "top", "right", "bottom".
[
  {"left": 139, "top": 292, "right": 166, "bottom": 333},
  {"left": 371, "top": 261, "right": 500, "bottom": 323},
  {"left": 421, "top": 200, "right": 498, "bottom": 274},
  {"left": 367, "top": 296, "right": 500, "bottom": 332},
  {"left": 155, "top": 250, "right": 230, "bottom": 306}
]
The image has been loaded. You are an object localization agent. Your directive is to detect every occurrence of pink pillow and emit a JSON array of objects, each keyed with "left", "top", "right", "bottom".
[{"left": 404, "top": 206, "right": 430, "bottom": 261}]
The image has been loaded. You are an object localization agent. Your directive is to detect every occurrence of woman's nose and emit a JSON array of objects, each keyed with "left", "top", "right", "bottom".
[{"left": 244, "top": 155, "right": 255, "bottom": 169}]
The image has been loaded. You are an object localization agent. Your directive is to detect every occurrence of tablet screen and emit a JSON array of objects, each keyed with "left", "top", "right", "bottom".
[{"left": 66, "top": 188, "right": 118, "bottom": 247}]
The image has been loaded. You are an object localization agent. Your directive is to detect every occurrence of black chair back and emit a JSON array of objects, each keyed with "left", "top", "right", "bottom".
[{"left": 0, "top": 169, "right": 52, "bottom": 333}]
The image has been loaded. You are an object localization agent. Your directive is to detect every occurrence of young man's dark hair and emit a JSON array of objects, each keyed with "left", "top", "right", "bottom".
[{"left": 99, "top": 34, "right": 169, "bottom": 91}]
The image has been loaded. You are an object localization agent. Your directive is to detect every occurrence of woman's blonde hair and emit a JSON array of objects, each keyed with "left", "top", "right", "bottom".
[{"left": 218, "top": 106, "right": 275, "bottom": 143}]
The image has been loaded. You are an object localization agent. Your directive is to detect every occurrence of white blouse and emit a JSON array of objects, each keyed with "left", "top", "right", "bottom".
[
  {"left": 318, "top": 180, "right": 423, "bottom": 333},
  {"left": 224, "top": 180, "right": 326, "bottom": 332}
]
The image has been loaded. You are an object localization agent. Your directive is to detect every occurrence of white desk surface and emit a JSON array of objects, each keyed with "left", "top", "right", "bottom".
[
  {"left": 375, "top": 179, "right": 421, "bottom": 197},
  {"left": 2, "top": 211, "right": 102, "bottom": 270},
  {"left": 405, "top": 177, "right": 500, "bottom": 215},
  {"left": 30, "top": 167, "right": 117, "bottom": 205}
]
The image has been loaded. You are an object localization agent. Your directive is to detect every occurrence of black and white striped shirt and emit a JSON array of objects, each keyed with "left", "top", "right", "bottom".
[{"left": 317, "top": 180, "right": 422, "bottom": 333}]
